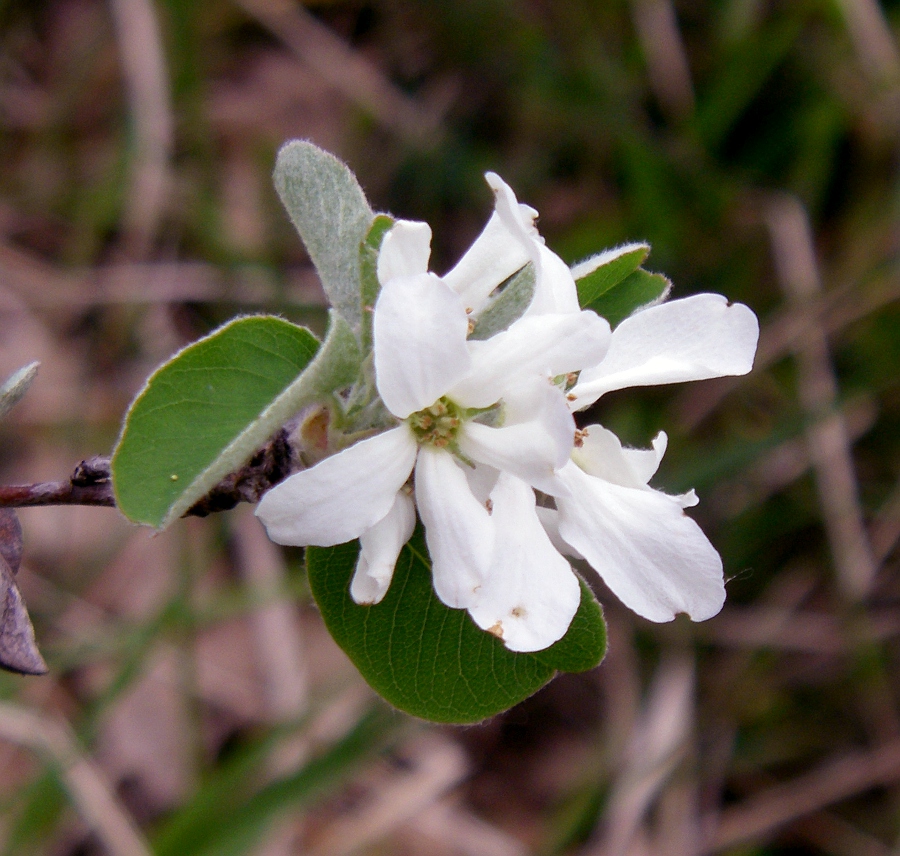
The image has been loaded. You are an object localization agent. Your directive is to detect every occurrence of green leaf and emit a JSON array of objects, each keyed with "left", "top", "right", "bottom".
[
  {"left": 112, "top": 315, "right": 324, "bottom": 529},
  {"left": 573, "top": 243, "right": 650, "bottom": 309},
  {"left": 0, "top": 362, "right": 39, "bottom": 420},
  {"left": 274, "top": 141, "right": 375, "bottom": 331},
  {"left": 307, "top": 528, "right": 606, "bottom": 724},
  {"left": 300, "top": 310, "right": 364, "bottom": 399},
  {"left": 359, "top": 214, "right": 395, "bottom": 352},
  {"left": 584, "top": 269, "right": 671, "bottom": 327},
  {"left": 469, "top": 263, "right": 536, "bottom": 340}
]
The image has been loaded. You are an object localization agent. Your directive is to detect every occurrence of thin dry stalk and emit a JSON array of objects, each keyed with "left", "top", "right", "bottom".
[
  {"left": 764, "top": 192, "right": 876, "bottom": 601},
  {"left": 0, "top": 242, "right": 326, "bottom": 308},
  {"left": 794, "top": 811, "right": 891, "bottom": 856},
  {"left": 233, "top": 507, "right": 309, "bottom": 767},
  {"left": 585, "top": 654, "right": 695, "bottom": 856},
  {"left": 231, "top": 508, "right": 311, "bottom": 856},
  {"left": 870, "top": 475, "right": 900, "bottom": 567},
  {"left": 677, "top": 262, "right": 900, "bottom": 430},
  {"left": 701, "top": 737, "right": 900, "bottom": 853},
  {"left": 652, "top": 778, "right": 701, "bottom": 856},
  {"left": 598, "top": 615, "right": 644, "bottom": 760},
  {"left": 235, "top": 0, "right": 444, "bottom": 147},
  {"left": 107, "top": 0, "right": 174, "bottom": 256},
  {"left": 630, "top": 0, "right": 695, "bottom": 121},
  {"left": 833, "top": 0, "right": 900, "bottom": 82},
  {"left": 715, "top": 396, "right": 876, "bottom": 519},
  {"left": 307, "top": 733, "right": 469, "bottom": 856},
  {"left": 409, "top": 798, "right": 527, "bottom": 856},
  {"left": 0, "top": 702, "right": 151, "bottom": 856}
]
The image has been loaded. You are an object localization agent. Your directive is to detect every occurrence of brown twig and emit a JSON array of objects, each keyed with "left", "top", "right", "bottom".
[
  {"left": 0, "top": 702, "right": 152, "bottom": 856},
  {"left": 700, "top": 737, "right": 900, "bottom": 853},
  {"left": 630, "top": 0, "right": 695, "bottom": 122},
  {"left": 833, "top": 0, "right": 900, "bottom": 83},
  {"left": 0, "top": 429, "right": 293, "bottom": 518},
  {"left": 108, "top": 0, "right": 175, "bottom": 256},
  {"left": 763, "top": 192, "right": 876, "bottom": 602}
]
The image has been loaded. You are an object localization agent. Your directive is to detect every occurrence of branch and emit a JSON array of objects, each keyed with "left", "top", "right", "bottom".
[{"left": 0, "top": 429, "right": 293, "bottom": 518}]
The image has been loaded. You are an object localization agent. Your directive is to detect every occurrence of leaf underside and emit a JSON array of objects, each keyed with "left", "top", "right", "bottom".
[
  {"left": 469, "top": 263, "right": 536, "bottom": 341},
  {"left": 274, "top": 141, "right": 375, "bottom": 331},
  {"left": 112, "top": 316, "right": 320, "bottom": 528},
  {"left": 0, "top": 509, "right": 46, "bottom": 675},
  {"left": 307, "top": 528, "right": 606, "bottom": 724},
  {"left": 0, "top": 362, "right": 39, "bottom": 421}
]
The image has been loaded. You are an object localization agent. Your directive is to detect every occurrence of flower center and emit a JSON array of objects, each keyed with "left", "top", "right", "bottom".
[{"left": 408, "top": 398, "right": 463, "bottom": 448}]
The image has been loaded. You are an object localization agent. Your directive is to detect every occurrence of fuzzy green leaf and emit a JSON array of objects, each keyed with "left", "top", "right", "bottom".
[
  {"left": 584, "top": 269, "right": 671, "bottom": 327},
  {"left": 0, "top": 362, "right": 39, "bottom": 420},
  {"left": 274, "top": 141, "right": 375, "bottom": 331},
  {"left": 469, "top": 263, "right": 536, "bottom": 340},
  {"left": 359, "top": 214, "right": 395, "bottom": 352},
  {"left": 112, "top": 315, "right": 327, "bottom": 529},
  {"left": 307, "top": 528, "right": 606, "bottom": 724},
  {"left": 573, "top": 243, "right": 650, "bottom": 310}
]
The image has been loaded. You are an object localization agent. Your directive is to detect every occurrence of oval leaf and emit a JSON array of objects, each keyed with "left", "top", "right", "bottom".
[
  {"left": 0, "top": 509, "right": 23, "bottom": 575},
  {"left": 0, "top": 361, "right": 39, "bottom": 420},
  {"left": 359, "top": 214, "right": 395, "bottom": 352},
  {"left": 113, "top": 316, "right": 321, "bottom": 528},
  {"left": 583, "top": 268, "right": 671, "bottom": 326},
  {"left": 469, "top": 263, "right": 536, "bottom": 341},
  {"left": 573, "top": 243, "right": 650, "bottom": 309},
  {"left": 0, "top": 512, "right": 47, "bottom": 676},
  {"left": 0, "top": 555, "right": 47, "bottom": 676},
  {"left": 307, "top": 528, "right": 606, "bottom": 724},
  {"left": 274, "top": 141, "right": 375, "bottom": 331}
]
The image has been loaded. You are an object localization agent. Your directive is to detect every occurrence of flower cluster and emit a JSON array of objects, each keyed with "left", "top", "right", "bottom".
[{"left": 256, "top": 173, "right": 759, "bottom": 653}]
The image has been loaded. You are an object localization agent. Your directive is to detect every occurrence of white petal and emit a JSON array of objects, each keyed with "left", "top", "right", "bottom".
[
  {"left": 676, "top": 489, "right": 699, "bottom": 508},
  {"left": 441, "top": 212, "right": 532, "bottom": 314},
  {"left": 556, "top": 462, "right": 725, "bottom": 622},
  {"left": 575, "top": 427, "right": 698, "bottom": 506},
  {"left": 535, "top": 506, "right": 584, "bottom": 560},
  {"left": 526, "top": 242, "right": 581, "bottom": 315},
  {"left": 255, "top": 426, "right": 417, "bottom": 546},
  {"left": 573, "top": 425, "right": 662, "bottom": 490},
  {"left": 485, "top": 172, "right": 580, "bottom": 315},
  {"left": 502, "top": 379, "right": 576, "bottom": 462},
  {"left": 463, "top": 461, "right": 500, "bottom": 505},
  {"left": 457, "top": 382, "right": 574, "bottom": 495},
  {"left": 350, "top": 490, "right": 416, "bottom": 605},
  {"left": 570, "top": 294, "right": 759, "bottom": 409},
  {"left": 451, "top": 311, "right": 610, "bottom": 408},
  {"left": 373, "top": 272, "right": 472, "bottom": 418},
  {"left": 484, "top": 172, "right": 541, "bottom": 245},
  {"left": 458, "top": 421, "right": 566, "bottom": 495},
  {"left": 414, "top": 446, "right": 494, "bottom": 609},
  {"left": 468, "top": 473, "right": 580, "bottom": 652},
  {"left": 377, "top": 220, "right": 432, "bottom": 282},
  {"left": 621, "top": 431, "right": 667, "bottom": 485}
]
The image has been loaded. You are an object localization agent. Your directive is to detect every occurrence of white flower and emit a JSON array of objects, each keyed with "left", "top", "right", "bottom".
[
  {"left": 257, "top": 175, "right": 610, "bottom": 652},
  {"left": 545, "top": 291, "right": 760, "bottom": 622}
]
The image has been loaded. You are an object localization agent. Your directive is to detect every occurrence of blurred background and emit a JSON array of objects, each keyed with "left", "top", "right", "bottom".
[{"left": 1, "top": 0, "right": 900, "bottom": 853}]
